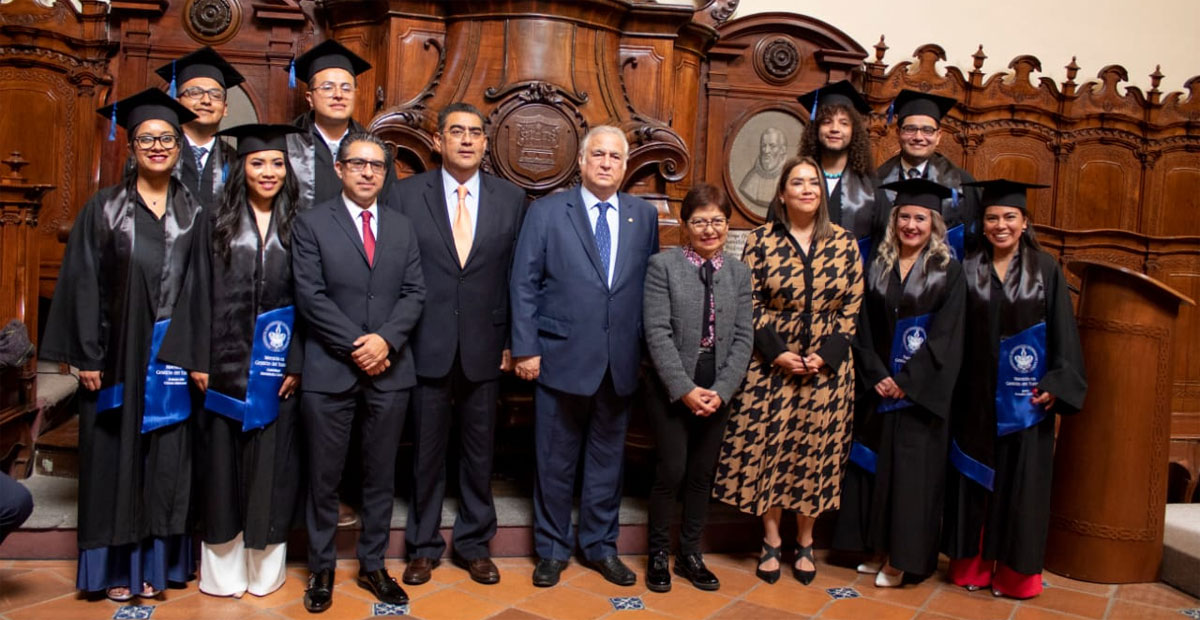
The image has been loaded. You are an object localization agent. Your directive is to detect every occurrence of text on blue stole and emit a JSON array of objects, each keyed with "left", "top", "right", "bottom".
[
  {"left": 203, "top": 306, "right": 294, "bottom": 431},
  {"left": 877, "top": 313, "right": 933, "bottom": 413},
  {"left": 995, "top": 321, "right": 1048, "bottom": 436},
  {"left": 143, "top": 319, "right": 192, "bottom": 433}
]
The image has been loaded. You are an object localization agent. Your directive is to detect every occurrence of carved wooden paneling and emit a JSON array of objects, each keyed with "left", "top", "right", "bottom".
[
  {"left": 1061, "top": 140, "right": 1142, "bottom": 230},
  {"left": 1145, "top": 149, "right": 1200, "bottom": 236}
]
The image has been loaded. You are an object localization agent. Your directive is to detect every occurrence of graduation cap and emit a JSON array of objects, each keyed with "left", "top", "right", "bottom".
[
  {"left": 963, "top": 179, "right": 1050, "bottom": 211},
  {"left": 96, "top": 88, "right": 199, "bottom": 141},
  {"left": 289, "top": 39, "right": 372, "bottom": 87},
  {"left": 216, "top": 123, "right": 303, "bottom": 156},
  {"left": 888, "top": 89, "right": 957, "bottom": 124},
  {"left": 797, "top": 80, "right": 871, "bottom": 121},
  {"left": 879, "top": 178, "right": 952, "bottom": 213},
  {"left": 155, "top": 47, "right": 245, "bottom": 98}
]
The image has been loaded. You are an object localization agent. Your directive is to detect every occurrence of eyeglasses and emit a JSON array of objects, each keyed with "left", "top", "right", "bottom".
[
  {"left": 311, "top": 82, "right": 355, "bottom": 98},
  {"left": 133, "top": 134, "right": 180, "bottom": 150},
  {"left": 443, "top": 126, "right": 485, "bottom": 140},
  {"left": 687, "top": 217, "right": 728, "bottom": 230},
  {"left": 178, "top": 86, "right": 226, "bottom": 102},
  {"left": 900, "top": 124, "right": 938, "bottom": 137},
  {"left": 340, "top": 158, "right": 386, "bottom": 174}
]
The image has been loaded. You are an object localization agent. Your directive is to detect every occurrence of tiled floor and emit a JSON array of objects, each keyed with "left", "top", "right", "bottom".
[{"left": 1, "top": 554, "right": 1197, "bottom": 620}]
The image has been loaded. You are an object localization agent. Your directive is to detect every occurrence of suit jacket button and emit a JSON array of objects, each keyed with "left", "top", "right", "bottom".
[
  {"left": 362, "top": 323, "right": 369, "bottom": 331},
  {"left": 459, "top": 277, "right": 466, "bottom": 283},
  {"left": 369, "top": 294, "right": 375, "bottom": 300}
]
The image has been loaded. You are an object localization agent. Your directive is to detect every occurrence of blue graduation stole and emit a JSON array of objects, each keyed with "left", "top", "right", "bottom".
[
  {"left": 995, "top": 320, "right": 1048, "bottom": 436},
  {"left": 877, "top": 313, "right": 932, "bottom": 413},
  {"left": 950, "top": 439, "right": 995, "bottom": 491},
  {"left": 856, "top": 236, "right": 871, "bottom": 266},
  {"left": 946, "top": 224, "right": 964, "bottom": 261},
  {"left": 849, "top": 441, "right": 878, "bottom": 474},
  {"left": 204, "top": 306, "right": 294, "bottom": 431},
  {"left": 96, "top": 319, "right": 192, "bottom": 433}
]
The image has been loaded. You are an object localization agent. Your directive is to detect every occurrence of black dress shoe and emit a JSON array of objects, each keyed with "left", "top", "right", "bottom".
[
  {"left": 304, "top": 569, "right": 334, "bottom": 613},
  {"left": 645, "top": 549, "right": 671, "bottom": 593},
  {"left": 674, "top": 553, "right": 720, "bottom": 591},
  {"left": 532, "top": 558, "right": 568, "bottom": 587},
  {"left": 588, "top": 555, "right": 636, "bottom": 586},
  {"left": 356, "top": 568, "right": 409, "bottom": 605}
]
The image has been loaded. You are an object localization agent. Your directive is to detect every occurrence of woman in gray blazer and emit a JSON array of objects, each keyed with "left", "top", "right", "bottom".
[{"left": 642, "top": 184, "right": 754, "bottom": 593}]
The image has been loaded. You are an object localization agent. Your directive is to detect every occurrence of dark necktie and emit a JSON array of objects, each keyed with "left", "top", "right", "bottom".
[
  {"left": 906, "top": 167, "right": 921, "bottom": 179},
  {"left": 193, "top": 145, "right": 208, "bottom": 172},
  {"left": 594, "top": 202, "right": 611, "bottom": 282},
  {"left": 361, "top": 210, "right": 375, "bottom": 267},
  {"left": 700, "top": 260, "right": 715, "bottom": 346}
]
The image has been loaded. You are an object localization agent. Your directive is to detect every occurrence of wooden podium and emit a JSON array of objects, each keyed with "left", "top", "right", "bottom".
[{"left": 1046, "top": 259, "right": 1195, "bottom": 582}]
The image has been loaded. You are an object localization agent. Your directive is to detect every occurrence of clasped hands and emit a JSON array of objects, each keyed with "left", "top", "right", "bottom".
[
  {"left": 773, "top": 351, "right": 824, "bottom": 376},
  {"left": 874, "top": 376, "right": 905, "bottom": 400},
  {"left": 682, "top": 387, "right": 722, "bottom": 417},
  {"left": 352, "top": 333, "right": 391, "bottom": 376}
]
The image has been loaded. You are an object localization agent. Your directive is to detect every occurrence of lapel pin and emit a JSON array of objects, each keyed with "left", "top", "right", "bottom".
[{"left": 627, "top": 217, "right": 634, "bottom": 222}]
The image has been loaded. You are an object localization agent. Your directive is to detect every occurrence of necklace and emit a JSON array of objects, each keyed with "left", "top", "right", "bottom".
[{"left": 823, "top": 170, "right": 842, "bottom": 179}]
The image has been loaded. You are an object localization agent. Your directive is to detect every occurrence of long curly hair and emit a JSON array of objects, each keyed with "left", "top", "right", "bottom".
[
  {"left": 872, "top": 205, "right": 952, "bottom": 289},
  {"left": 797, "top": 104, "right": 874, "bottom": 177},
  {"left": 212, "top": 152, "right": 301, "bottom": 264}
]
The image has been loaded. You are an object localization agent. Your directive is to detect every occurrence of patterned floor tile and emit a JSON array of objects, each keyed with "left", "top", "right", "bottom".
[
  {"left": 826, "top": 586, "right": 860, "bottom": 600},
  {"left": 112, "top": 605, "right": 155, "bottom": 619},
  {"left": 609, "top": 595, "right": 645, "bottom": 610}
]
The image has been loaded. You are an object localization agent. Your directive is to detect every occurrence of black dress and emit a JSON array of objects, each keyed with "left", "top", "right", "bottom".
[
  {"left": 834, "top": 250, "right": 965, "bottom": 576},
  {"left": 942, "top": 243, "right": 1087, "bottom": 575},
  {"left": 41, "top": 177, "right": 201, "bottom": 591}
]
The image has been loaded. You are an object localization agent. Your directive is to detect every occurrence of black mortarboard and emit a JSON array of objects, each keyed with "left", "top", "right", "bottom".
[
  {"left": 879, "top": 178, "right": 952, "bottom": 213},
  {"left": 289, "top": 39, "right": 372, "bottom": 86},
  {"left": 963, "top": 179, "right": 1050, "bottom": 211},
  {"left": 96, "top": 88, "right": 198, "bottom": 141},
  {"left": 797, "top": 80, "right": 871, "bottom": 121},
  {"left": 155, "top": 47, "right": 245, "bottom": 97},
  {"left": 216, "top": 123, "right": 303, "bottom": 156},
  {"left": 889, "top": 89, "right": 957, "bottom": 124}
]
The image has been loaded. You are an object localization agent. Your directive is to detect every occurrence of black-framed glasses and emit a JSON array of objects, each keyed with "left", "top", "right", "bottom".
[
  {"left": 133, "top": 134, "right": 180, "bottom": 150},
  {"left": 340, "top": 158, "right": 386, "bottom": 174},
  {"left": 443, "top": 126, "right": 485, "bottom": 140},
  {"left": 178, "top": 86, "right": 226, "bottom": 102},
  {"left": 900, "top": 124, "right": 938, "bottom": 137},
  {"left": 687, "top": 217, "right": 728, "bottom": 230},
  {"left": 311, "top": 82, "right": 355, "bottom": 98}
]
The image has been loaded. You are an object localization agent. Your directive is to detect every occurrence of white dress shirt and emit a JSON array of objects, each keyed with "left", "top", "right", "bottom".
[
  {"left": 580, "top": 186, "right": 620, "bottom": 286},
  {"left": 317, "top": 126, "right": 349, "bottom": 161},
  {"left": 186, "top": 135, "right": 216, "bottom": 170},
  {"left": 901, "top": 160, "right": 929, "bottom": 179},
  {"left": 342, "top": 193, "right": 379, "bottom": 242},
  {"left": 441, "top": 168, "right": 480, "bottom": 240}
]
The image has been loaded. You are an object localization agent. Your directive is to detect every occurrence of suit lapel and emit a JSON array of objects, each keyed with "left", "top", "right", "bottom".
[
  {"left": 330, "top": 199, "right": 370, "bottom": 266},
  {"left": 611, "top": 196, "right": 637, "bottom": 289},
  {"left": 465, "top": 174, "right": 498, "bottom": 270},
  {"left": 423, "top": 172, "right": 458, "bottom": 267},
  {"left": 566, "top": 188, "right": 608, "bottom": 286}
]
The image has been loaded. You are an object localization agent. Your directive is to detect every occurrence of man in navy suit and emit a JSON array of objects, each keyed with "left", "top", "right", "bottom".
[
  {"left": 291, "top": 132, "right": 425, "bottom": 613},
  {"left": 390, "top": 103, "right": 526, "bottom": 586},
  {"left": 510, "top": 125, "right": 660, "bottom": 587}
]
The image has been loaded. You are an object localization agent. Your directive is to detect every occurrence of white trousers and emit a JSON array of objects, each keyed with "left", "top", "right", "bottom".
[{"left": 199, "top": 533, "right": 287, "bottom": 597}]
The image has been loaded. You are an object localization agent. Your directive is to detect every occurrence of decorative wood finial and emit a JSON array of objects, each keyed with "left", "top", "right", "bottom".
[
  {"left": 1065, "top": 56, "right": 1080, "bottom": 83},
  {"left": 1149, "top": 65, "right": 1164, "bottom": 92},
  {"left": 972, "top": 45, "right": 987, "bottom": 71},
  {"left": 874, "top": 35, "right": 888, "bottom": 63},
  {"left": 1, "top": 151, "right": 30, "bottom": 185}
]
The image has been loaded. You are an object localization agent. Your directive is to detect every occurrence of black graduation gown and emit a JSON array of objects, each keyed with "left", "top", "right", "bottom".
[
  {"left": 286, "top": 112, "right": 396, "bottom": 209},
  {"left": 159, "top": 205, "right": 304, "bottom": 549},
  {"left": 175, "top": 137, "right": 236, "bottom": 209},
  {"left": 833, "top": 251, "right": 965, "bottom": 576},
  {"left": 942, "top": 244, "right": 1087, "bottom": 575},
  {"left": 825, "top": 167, "right": 887, "bottom": 260},
  {"left": 877, "top": 153, "right": 982, "bottom": 255},
  {"left": 40, "top": 177, "right": 201, "bottom": 549}
]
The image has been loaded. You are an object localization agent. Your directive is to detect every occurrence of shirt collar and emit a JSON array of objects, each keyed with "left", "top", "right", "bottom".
[
  {"left": 682, "top": 245, "right": 724, "bottom": 271},
  {"left": 342, "top": 193, "right": 378, "bottom": 218},
  {"left": 186, "top": 134, "right": 216, "bottom": 151},
  {"left": 580, "top": 185, "right": 619, "bottom": 212},
  {"left": 441, "top": 168, "right": 481, "bottom": 200},
  {"left": 901, "top": 159, "right": 928, "bottom": 177}
]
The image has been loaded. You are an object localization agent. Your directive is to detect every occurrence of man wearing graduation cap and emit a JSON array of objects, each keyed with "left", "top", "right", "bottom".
[
  {"left": 155, "top": 46, "right": 244, "bottom": 208},
  {"left": 287, "top": 39, "right": 397, "bottom": 208},
  {"left": 876, "top": 89, "right": 981, "bottom": 259},
  {"left": 798, "top": 80, "right": 887, "bottom": 260}
]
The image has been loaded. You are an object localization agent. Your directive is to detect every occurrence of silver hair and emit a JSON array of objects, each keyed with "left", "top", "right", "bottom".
[{"left": 578, "top": 125, "right": 629, "bottom": 160}]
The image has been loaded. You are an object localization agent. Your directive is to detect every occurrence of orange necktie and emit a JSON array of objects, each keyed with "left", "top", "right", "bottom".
[{"left": 453, "top": 184, "right": 472, "bottom": 266}]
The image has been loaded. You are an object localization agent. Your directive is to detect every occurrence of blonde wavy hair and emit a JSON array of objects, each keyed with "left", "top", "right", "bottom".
[{"left": 872, "top": 205, "right": 952, "bottom": 288}]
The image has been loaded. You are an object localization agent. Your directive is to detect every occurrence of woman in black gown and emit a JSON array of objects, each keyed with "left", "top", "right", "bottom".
[
  {"left": 833, "top": 179, "right": 965, "bottom": 587},
  {"left": 42, "top": 89, "right": 202, "bottom": 601},
  {"left": 160, "top": 124, "right": 304, "bottom": 598},
  {"left": 943, "top": 179, "right": 1087, "bottom": 599}
]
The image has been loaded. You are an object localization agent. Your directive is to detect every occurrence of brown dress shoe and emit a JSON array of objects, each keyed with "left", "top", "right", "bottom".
[
  {"left": 402, "top": 557, "right": 437, "bottom": 585},
  {"left": 455, "top": 556, "right": 500, "bottom": 585}
]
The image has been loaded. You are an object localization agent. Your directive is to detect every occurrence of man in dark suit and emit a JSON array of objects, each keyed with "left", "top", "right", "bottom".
[
  {"left": 154, "top": 47, "right": 243, "bottom": 208},
  {"left": 391, "top": 103, "right": 526, "bottom": 586},
  {"left": 291, "top": 132, "right": 425, "bottom": 613},
  {"left": 510, "top": 125, "right": 659, "bottom": 588}
]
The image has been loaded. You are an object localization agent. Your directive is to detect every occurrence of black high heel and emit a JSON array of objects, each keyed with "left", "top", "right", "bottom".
[
  {"left": 793, "top": 544, "right": 816, "bottom": 585},
  {"left": 755, "top": 541, "right": 782, "bottom": 584}
]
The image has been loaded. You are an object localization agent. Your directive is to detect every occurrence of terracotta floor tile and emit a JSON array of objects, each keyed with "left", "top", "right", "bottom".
[
  {"left": 912, "top": 613, "right": 958, "bottom": 620},
  {"left": 640, "top": 586, "right": 733, "bottom": 619},
  {"left": 702, "top": 552, "right": 760, "bottom": 574},
  {"left": 1041, "top": 573, "right": 1117, "bottom": 597},
  {"left": 741, "top": 580, "right": 831, "bottom": 616},
  {"left": 1108, "top": 599, "right": 1196, "bottom": 620},
  {"left": 563, "top": 567, "right": 649, "bottom": 599},
  {"left": 1116, "top": 581, "right": 1200, "bottom": 609},
  {"left": 150, "top": 590, "right": 263, "bottom": 620},
  {"left": 1010, "top": 606, "right": 1091, "bottom": 620},
  {"left": 924, "top": 588, "right": 1016, "bottom": 620},
  {"left": 4, "top": 595, "right": 118, "bottom": 620},
  {"left": 0, "top": 569, "right": 77, "bottom": 613},
  {"left": 406, "top": 586, "right": 504, "bottom": 620},
  {"left": 710, "top": 600, "right": 810, "bottom": 619},
  {"left": 272, "top": 595, "right": 376, "bottom": 620},
  {"left": 235, "top": 574, "right": 311, "bottom": 609},
  {"left": 856, "top": 577, "right": 939, "bottom": 608},
  {"left": 515, "top": 584, "right": 614, "bottom": 620},
  {"left": 697, "top": 564, "right": 762, "bottom": 598},
  {"left": 456, "top": 565, "right": 542, "bottom": 605},
  {"left": 486, "top": 609, "right": 553, "bottom": 620},
  {"left": 819, "top": 597, "right": 917, "bottom": 620},
  {"left": 1021, "top": 584, "right": 1109, "bottom": 618}
]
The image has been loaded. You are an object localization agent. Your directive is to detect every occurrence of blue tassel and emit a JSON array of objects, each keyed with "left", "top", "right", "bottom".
[
  {"left": 221, "top": 162, "right": 229, "bottom": 183},
  {"left": 288, "top": 58, "right": 296, "bottom": 88},
  {"left": 952, "top": 187, "right": 960, "bottom": 208},
  {"left": 809, "top": 89, "right": 818, "bottom": 121},
  {"left": 168, "top": 60, "right": 177, "bottom": 98},
  {"left": 886, "top": 101, "right": 895, "bottom": 125},
  {"left": 107, "top": 102, "right": 117, "bottom": 141}
]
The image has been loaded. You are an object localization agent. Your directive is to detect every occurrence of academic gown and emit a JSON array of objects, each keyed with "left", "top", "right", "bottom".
[
  {"left": 40, "top": 177, "right": 200, "bottom": 585},
  {"left": 876, "top": 153, "right": 982, "bottom": 256},
  {"left": 833, "top": 251, "right": 965, "bottom": 576},
  {"left": 159, "top": 205, "right": 304, "bottom": 550},
  {"left": 942, "top": 244, "right": 1087, "bottom": 575},
  {"left": 825, "top": 167, "right": 887, "bottom": 261},
  {"left": 286, "top": 112, "right": 396, "bottom": 209},
  {"left": 175, "top": 137, "right": 235, "bottom": 209}
]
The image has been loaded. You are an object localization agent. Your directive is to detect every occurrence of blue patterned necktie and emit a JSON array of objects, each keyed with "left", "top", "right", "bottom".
[
  {"left": 594, "top": 201, "right": 612, "bottom": 283},
  {"left": 193, "top": 145, "right": 208, "bottom": 172},
  {"left": 906, "top": 167, "right": 921, "bottom": 179}
]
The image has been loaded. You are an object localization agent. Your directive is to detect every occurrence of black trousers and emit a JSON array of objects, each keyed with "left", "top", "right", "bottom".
[
  {"left": 0, "top": 472, "right": 33, "bottom": 544},
  {"left": 302, "top": 385, "right": 408, "bottom": 572},
  {"left": 405, "top": 360, "right": 499, "bottom": 560},
  {"left": 647, "top": 350, "right": 729, "bottom": 555}
]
